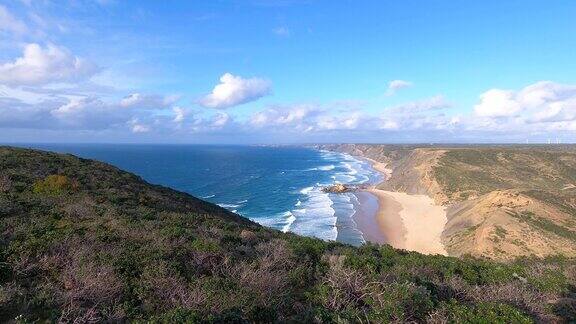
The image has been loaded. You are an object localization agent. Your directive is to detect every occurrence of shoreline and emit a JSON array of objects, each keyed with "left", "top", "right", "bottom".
[{"left": 353, "top": 156, "right": 448, "bottom": 255}]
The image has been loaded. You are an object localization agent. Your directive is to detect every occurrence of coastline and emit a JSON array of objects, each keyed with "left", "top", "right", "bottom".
[{"left": 353, "top": 156, "right": 448, "bottom": 255}]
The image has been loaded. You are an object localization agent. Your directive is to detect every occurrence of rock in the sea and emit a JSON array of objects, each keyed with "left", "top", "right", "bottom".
[{"left": 322, "top": 183, "right": 351, "bottom": 193}]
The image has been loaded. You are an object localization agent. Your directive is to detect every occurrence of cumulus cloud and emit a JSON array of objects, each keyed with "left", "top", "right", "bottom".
[
  {"left": 3, "top": 74, "right": 576, "bottom": 142},
  {"left": 474, "top": 89, "right": 521, "bottom": 117},
  {"left": 0, "top": 43, "right": 97, "bottom": 86},
  {"left": 474, "top": 81, "right": 576, "bottom": 121},
  {"left": 50, "top": 96, "right": 131, "bottom": 128},
  {"left": 385, "top": 79, "right": 412, "bottom": 96},
  {"left": 0, "top": 5, "right": 27, "bottom": 34},
  {"left": 245, "top": 96, "right": 453, "bottom": 135},
  {"left": 120, "top": 93, "right": 179, "bottom": 108},
  {"left": 199, "top": 73, "right": 271, "bottom": 109}
]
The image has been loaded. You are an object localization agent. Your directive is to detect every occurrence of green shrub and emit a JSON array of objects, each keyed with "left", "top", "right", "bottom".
[
  {"left": 528, "top": 269, "right": 568, "bottom": 293},
  {"left": 441, "top": 300, "right": 533, "bottom": 323},
  {"left": 190, "top": 239, "right": 221, "bottom": 253},
  {"left": 2, "top": 147, "right": 574, "bottom": 323},
  {"left": 145, "top": 308, "right": 202, "bottom": 323},
  {"left": 32, "top": 175, "right": 77, "bottom": 195}
]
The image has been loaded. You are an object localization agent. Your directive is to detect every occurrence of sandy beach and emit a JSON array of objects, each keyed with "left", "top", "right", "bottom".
[
  {"left": 354, "top": 159, "right": 448, "bottom": 255},
  {"left": 368, "top": 189, "right": 447, "bottom": 255}
]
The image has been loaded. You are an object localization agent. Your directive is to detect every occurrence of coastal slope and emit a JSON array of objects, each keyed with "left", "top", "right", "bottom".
[
  {"left": 1, "top": 146, "right": 575, "bottom": 322},
  {"left": 319, "top": 144, "right": 576, "bottom": 261}
]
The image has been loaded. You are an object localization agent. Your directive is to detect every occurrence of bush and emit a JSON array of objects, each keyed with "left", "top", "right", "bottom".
[
  {"left": 440, "top": 300, "right": 533, "bottom": 323},
  {"left": 1, "top": 147, "right": 574, "bottom": 323},
  {"left": 32, "top": 175, "right": 77, "bottom": 195}
]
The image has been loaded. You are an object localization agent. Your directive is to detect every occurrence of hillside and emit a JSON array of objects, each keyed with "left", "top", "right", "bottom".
[
  {"left": 0, "top": 146, "right": 575, "bottom": 322},
  {"left": 318, "top": 144, "right": 576, "bottom": 261}
]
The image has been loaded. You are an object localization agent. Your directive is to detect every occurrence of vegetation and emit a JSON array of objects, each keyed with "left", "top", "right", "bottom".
[
  {"left": 0, "top": 147, "right": 575, "bottom": 322},
  {"left": 433, "top": 146, "right": 576, "bottom": 205}
]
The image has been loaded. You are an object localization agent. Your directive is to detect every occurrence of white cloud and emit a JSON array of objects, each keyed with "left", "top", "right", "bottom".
[
  {"left": 0, "top": 5, "right": 27, "bottom": 34},
  {"left": 246, "top": 97, "right": 452, "bottom": 134},
  {"left": 0, "top": 43, "right": 97, "bottom": 86},
  {"left": 272, "top": 26, "right": 290, "bottom": 37},
  {"left": 474, "top": 81, "right": 576, "bottom": 120},
  {"left": 385, "top": 79, "right": 412, "bottom": 96},
  {"left": 474, "top": 89, "right": 521, "bottom": 117},
  {"left": 199, "top": 73, "right": 271, "bottom": 109},
  {"left": 3, "top": 74, "right": 576, "bottom": 142},
  {"left": 120, "top": 93, "right": 145, "bottom": 107},
  {"left": 211, "top": 112, "right": 230, "bottom": 127},
  {"left": 378, "top": 95, "right": 454, "bottom": 131},
  {"left": 173, "top": 106, "right": 186, "bottom": 123},
  {"left": 120, "top": 92, "right": 178, "bottom": 108},
  {"left": 250, "top": 105, "right": 318, "bottom": 128},
  {"left": 128, "top": 118, "right": 150, "bottom": 133}
]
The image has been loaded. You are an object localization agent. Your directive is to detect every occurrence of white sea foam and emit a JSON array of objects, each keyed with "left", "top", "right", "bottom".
[
  {"left": 288, "top": 149, "right": 383, "bottom": 243},
  {"left": 217, "top": 203, "right": 240, "bottom": 209},
  {"left": 290, "top": 186, "right": 337, "bottom": 241},
  {"left": 280, "top": 211, "right": 297, "bottom": 233},
  {"left": 202, "top": 194, "right": 215, "bottom": 199},
  {"left": 300, "top": 186, "right": 314, "bottom": 195}
]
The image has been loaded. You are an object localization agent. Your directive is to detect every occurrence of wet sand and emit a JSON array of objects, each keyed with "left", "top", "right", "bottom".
[{"left": 352, "top": 191, "right": 387, "bottom": 245}]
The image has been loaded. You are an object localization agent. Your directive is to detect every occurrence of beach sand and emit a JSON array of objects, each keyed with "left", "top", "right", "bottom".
[
  {"left": 368, "top": 189, "right": 447, "bottom": 255},
  {"left": 352, "top": 192, "right": 391, "bottom": 245},
  {"left": 363, "top": 157, "right": 392, "bottom": 179},
  {"left": 352, "top": 158, "right": 448, "bottom": 255},
  {"left": 356, "top": 190, "right": 406, "bottom": 248}
]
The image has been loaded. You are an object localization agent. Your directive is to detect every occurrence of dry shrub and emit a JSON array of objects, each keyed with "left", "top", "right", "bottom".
[
  {"left": 188, "top": 249, "right": 225, "bottom": 277},
  {"left": 58, "top": 260, "right": 124, "bottom": 322},
  {"left": 0, "top": 174, "right": 12, "bottom": 192},
  {"left": 440, "top": 275, "right": 557, "bottom": 322},
  {"left": 321, "top": 255, "right": 371, "bottom": 312},
  {"left": 63, "top": 197, "right": 97, "bottom": 219},
  {"left": 0, "top": 282, "right": 24, "bottom": 306},
  {"left": 62, "top": 262, "right": 123, "bottom": 305},
  {"left": 321, "top": 256, "right": 435, "bottom": 322},
  {"left": 222, "top": 239, "right": 295, "bottom": 307},
  {"left": 33, "top": 239, "right": 125, "bottom": 322},
  {"left": 470, "top": 282, "right": 556, "bottom": 321},
  {"left": 425, "top": 308, "right": 449, "bottom": 324},
  {"left": 240, "top": 230, "right": 257, "bottom": 244},
  {"left": 139, "top": 262, "right": 209, "bottom": 311}
]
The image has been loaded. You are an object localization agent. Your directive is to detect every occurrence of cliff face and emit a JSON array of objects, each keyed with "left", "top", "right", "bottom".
[
  {"left": 444, "top": 190, "right": 576, "bottom": 260},
  {"left": 319, "top": 144, "right": 576, "bottom": 260},
  {"left": 5, "top": 146, "right": 574, "bottom": 323}
]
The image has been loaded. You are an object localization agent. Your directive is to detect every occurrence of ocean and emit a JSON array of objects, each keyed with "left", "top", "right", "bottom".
[{"left": 19, "top": 144, "right": 382, "bottom": 245}]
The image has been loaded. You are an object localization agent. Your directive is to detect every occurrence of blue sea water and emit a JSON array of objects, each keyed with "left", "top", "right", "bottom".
[{"left": 19, "top": 144, "right": 381, "bottom": 245}]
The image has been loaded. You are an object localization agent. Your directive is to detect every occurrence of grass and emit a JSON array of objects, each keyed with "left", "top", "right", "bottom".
[{"left": 0, "top": 146, "right": 574, "bottom": 322}]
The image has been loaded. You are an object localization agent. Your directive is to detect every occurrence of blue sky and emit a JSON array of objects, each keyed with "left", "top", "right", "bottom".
[{"left": 1, "top": 0, "right": 575, "bottom": 143}]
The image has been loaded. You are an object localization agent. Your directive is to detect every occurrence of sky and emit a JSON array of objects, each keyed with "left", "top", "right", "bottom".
[{"left": 0, "top": 0, "right": 576, "bottom": 144}]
